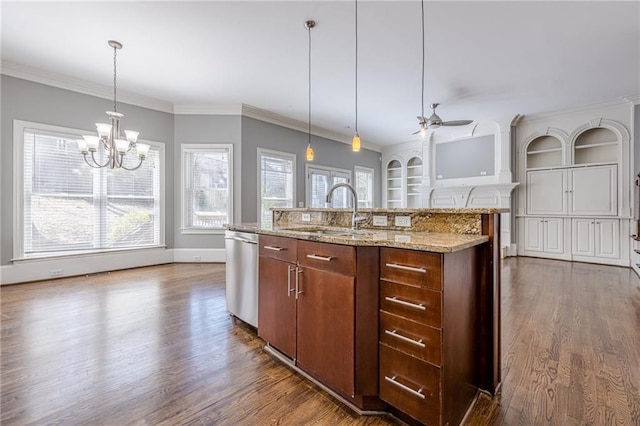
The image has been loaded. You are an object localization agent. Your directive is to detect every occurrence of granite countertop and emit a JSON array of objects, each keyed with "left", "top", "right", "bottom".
[
  {"left": 226, "top": 223, "right": 259, "bottom": 233},
  {"left": 271, "top": 207, "right": 508, "bottom": 214},
  {"left": 256, "top": 226, "right": 489, "bottom": 253}
]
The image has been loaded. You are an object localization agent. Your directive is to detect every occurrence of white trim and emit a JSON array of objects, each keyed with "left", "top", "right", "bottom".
[
  {"left": 257, "top": 147, "right": 297, "bottom": 226},
  {"left": 0, "top": 247, "right": 173, "bottom": 285},
  {"left": 519, "top": 97, "right": 635, "bottom": 125},
  {"left": 173, "top": 248, "right": 226, "bottom": 263},
  {"left": 174, "top": 104, "right": 243, "bottom": 115},
  {"left": 622, "top": 94, "right": 640, "bottom": 105},
  {"left": 180, "top": 144, "right": 234, "bottom": 233},
  {"left": 1, "top": 60, "right": 174, "bottom": 113}
]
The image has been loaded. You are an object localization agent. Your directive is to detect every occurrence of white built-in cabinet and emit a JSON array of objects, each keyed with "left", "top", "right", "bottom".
[
  {"left": 518, "top": 116, "right": 631, "bottom": 267},
  {"left": 382, "top": 143, "right": 423, "bottom": 208}
]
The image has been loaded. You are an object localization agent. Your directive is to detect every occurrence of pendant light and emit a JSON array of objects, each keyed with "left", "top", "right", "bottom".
[
  {"left": 352, "top": 0, "right": 361, "bottom": 152},
  {"left": 305, "top": 20, "right": 315, "bottom": 161},
  {"left": 418, "top": 0, "right": 427, "bottom": 139}
]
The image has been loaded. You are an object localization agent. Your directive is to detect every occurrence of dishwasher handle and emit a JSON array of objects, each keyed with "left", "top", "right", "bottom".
[{"left": 225, "top": 236, "right": 257, "bottom": 244}]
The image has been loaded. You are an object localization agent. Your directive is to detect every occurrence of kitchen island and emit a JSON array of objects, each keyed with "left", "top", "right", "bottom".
[{"left": 237, "top": 208, "right": 504, "bottom": 426}]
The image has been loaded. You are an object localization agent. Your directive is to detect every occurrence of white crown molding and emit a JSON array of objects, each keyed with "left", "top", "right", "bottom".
[
  {"left": 623, "top": 94, "right": 640, "bottom": 105},
  {"left": 241, "top": 104, "right": 383, "bottom": 153},
  {"left": 519, "top": 96, "right": 637, "bottom": 124},
  {"left": 0, "top": 60, "right": 174, "bottom": 114},
  {"left": 173, "top": 104, "right": 243, "bottom": 115}
]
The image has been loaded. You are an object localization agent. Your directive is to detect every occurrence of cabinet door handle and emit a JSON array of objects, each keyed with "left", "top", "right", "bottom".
[
  {"left": 385, "top": 263, "right": 426, "bottom": 273},
  {"left": 287, "top": 265, "right": 295, "bottom": 296},
  {"left": 385, "top": 329, "right": 426, "bottom": 348},
  {"left": 295, "top": 268, "right": 303, "bottom": 299},
  {"left": 263, "top": 245, "right": 285, "bottom": 251},
  {"left": 384, "top": 296, "right": 426, "bottom": 311},
  {"left": 306, "top": 254, "right": 333, "bottom": 262},
  {"left": 384, "top": 375, "right": 425, "bottom": 399}
]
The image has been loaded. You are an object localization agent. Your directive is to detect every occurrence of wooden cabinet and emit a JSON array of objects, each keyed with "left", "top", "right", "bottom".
[
  {"left": 378, "top": 246, "right": 480, "bottom": 426},
  {"left": 258, "top": 236, "right": 381, "bottom": 411},
  {"left": 258, "top": 235, "right": 297, "bottom": 358}
]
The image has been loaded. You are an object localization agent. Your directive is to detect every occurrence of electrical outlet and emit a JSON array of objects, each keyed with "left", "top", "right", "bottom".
[
  {"left": 194, "top": 256, "right": 201, "bottom": 262},
  {"left": 298, "top": 202, "right": 304, "bottom": 207},
  {"left": 50, "top": 269, "right": 63, "bottom": 277},
  {"left": 372, "top": 215, "right": 388, "bottom": 226},
  {"left": 437, "top": 174, "right": 443, "bottom": 179},
  {"left": 301, "top": 213, "right": 311, "bottom": 222},
  {"left": 480, "top": 171, "right": 487, "bottom": 176},
  {"left": 394, "top": 216, "right": 411, "bottom": 227}
]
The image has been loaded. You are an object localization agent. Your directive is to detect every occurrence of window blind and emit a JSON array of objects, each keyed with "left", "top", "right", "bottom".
[{"left": 22, "top": 130, "right": 161, "bottom": 256}]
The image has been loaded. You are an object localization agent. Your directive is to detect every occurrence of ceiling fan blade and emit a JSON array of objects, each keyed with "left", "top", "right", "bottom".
[
  {"left": 441, "top": 120, "right": 473, "bottom": 127},
  {"left": 412, "top": 129, "right": 421, "bottom": 135}
]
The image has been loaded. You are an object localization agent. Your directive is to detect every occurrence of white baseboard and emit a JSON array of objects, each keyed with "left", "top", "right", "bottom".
[
  {"left": 0, "top": 247, "right": 225, "bottom": 285},
  {"left": 173, "top": 248, "right": 226, "bottom": 263}
]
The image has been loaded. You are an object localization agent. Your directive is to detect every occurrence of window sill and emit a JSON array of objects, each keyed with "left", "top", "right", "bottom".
[
  {"left": 180, "top": 228, "right": 226, "bottom": 235},
  {"left": 12, "top": 245, "right": 168, "bottom": 263}
]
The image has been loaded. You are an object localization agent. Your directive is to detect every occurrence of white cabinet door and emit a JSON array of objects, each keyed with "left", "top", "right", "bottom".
[
  {"left": 527, "top": 170, "right": 567, "bottom": 215},
  {"left": 572, "top": 218, "right": 595, "bottom": 256},
  {"left": 544, "top": 218, "right": 564, "bottom": 254},
  {"left": 595, "top": 219, "right": 619, "bottom": 258},
  {"left": 524, "top": 218, "right": 544, "bottom": 252},
  {"left": 569, "top": 165, "right": 617, "bottom": 216}
]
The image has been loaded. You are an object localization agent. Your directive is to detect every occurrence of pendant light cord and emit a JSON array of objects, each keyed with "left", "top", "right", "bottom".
[
  {"left": 113, "top": 44, "right": 118, "bottom": 113},
  {"left": 308, "top": 24, "right": 311, "bottom": 145},
  {"left": 421, "top": 0, "right": 425, "bottom": 119},
  {"left": 355, "top": 0, "right": 358, "bottom": 133}
]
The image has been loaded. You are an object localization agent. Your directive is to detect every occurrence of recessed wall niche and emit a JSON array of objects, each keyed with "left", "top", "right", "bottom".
[{"left": 435, "top": 134, "right": 495, "bottom": 179}]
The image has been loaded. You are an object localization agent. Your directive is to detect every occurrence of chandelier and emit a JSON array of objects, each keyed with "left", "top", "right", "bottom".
[{"left": 77, "top": 40, "right": 149, "bottom": 170}]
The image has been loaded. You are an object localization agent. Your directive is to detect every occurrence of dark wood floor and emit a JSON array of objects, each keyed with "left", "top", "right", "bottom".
[{"left": 1, "top": 257, "right": 639, "bottom": 425}]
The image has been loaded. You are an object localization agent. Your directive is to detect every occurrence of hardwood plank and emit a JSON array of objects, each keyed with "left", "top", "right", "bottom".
[{"left": 1, "top": 257, "right": 639, "bottom": 425}]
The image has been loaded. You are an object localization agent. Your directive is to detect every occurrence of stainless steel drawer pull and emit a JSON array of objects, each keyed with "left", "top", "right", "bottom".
[
  {"left": 263, "top": 245, "right": 285, "bottom": 251},
  {"left": 385, "top": 329, "right": 426, "bottom": 348},
  {"left": 385, "top": 263, "right": 426, "bottom": 274},
  {"left": 287, "top": 265, "right": 295, "bottom": 296},
  {"left": 384, "top": 296, "right": 426, "bottom": 311},
  {"left": 306, "top": 254, "right": 333, "bottom": 262},
  {"left": 384, "top": 375, "right": 425, "bottom": 399}
]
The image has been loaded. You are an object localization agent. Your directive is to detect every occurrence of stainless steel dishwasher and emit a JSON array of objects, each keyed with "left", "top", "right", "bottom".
[{"left": 224, "top": 229, "right": 259, "bottom": 327}]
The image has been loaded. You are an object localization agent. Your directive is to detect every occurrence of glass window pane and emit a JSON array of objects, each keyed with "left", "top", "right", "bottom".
[{"left": 260, "top": 151, "right": 294, "bottom": 226}]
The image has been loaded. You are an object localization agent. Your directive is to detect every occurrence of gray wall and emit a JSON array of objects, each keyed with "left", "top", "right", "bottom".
[
  {"left": 241, "top": 117, "right": 382, "bottom": 223},
  {"left": 173, "top": 114, "right": 242, "bottom": 250},
  {"left": 0, "top": 75, "right": 175, "bottom": 266}
]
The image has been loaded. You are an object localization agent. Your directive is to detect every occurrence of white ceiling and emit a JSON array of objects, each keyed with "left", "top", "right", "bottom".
[{"left": 2, "top": 1, "right": 639, "bottom": 148}]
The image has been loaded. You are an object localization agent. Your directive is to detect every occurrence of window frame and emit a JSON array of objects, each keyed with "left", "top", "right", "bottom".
[
  {"left": 257, "top": 147, "right": 297, "bottom": 227},
  {"left": 305, "top": 164, "right": 352, "bottom": 208},
  {"left": 354, "top": 165, "right": 375, "bottom": 209},
  {"left": 180, "top": 143, "right": 234, "bottom": 234},
  {"left": 12, "top": 119, "right": 166, "bottom": 261}
]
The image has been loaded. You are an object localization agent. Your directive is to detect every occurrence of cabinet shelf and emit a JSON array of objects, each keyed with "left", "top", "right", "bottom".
[
  {"left": 387, "top": 177, "right": 402, "bottom": 181},
  {"left": 527, "top": 148, "right": 563, "bottom": 155},
  {"left": 406, "top": 165, "right": 422, "bottom": 170},
  {"left": 387, "top": 167, "right": 401, "bottom": 171},
  {"left": 574, "top": 141, "right": 617, "bottom": 149}
]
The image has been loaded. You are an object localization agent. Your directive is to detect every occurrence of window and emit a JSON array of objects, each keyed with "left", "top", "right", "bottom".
[
  {"left": 258, "top": 148, "right": 295, "bottom": 227},
  {"left": 354, "top": 166, "right": 374, "bottom": 208},
  {"left": 14, "top": 121, "right": 164, "bottom": 259},
  {"left": 306, "top": 165, "right": 352, "bottom": 208},
  {"left": 182, "top": 144, "right": 233, "bottom": 233}
]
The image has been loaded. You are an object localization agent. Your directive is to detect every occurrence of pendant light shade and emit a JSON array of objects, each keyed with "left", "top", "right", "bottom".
[
  {"left": 352, "top": 133, "right": 361, "bottom": 152},
  {"left": 352, "top": 0, "right": 361, "bottom": 152},
  {"left": 305, "top": 20, "right": 315, "bottom": 161}
]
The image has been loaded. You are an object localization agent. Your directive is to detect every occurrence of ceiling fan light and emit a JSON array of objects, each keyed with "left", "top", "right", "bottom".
[
  {"left": 352, "top": 133, "right": 361, "bottom": 152},
  {"left": 306, "top": 143, "right": 314, "bottom": 161}
]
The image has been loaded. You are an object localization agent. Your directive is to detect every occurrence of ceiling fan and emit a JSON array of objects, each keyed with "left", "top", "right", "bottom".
[
  {"left": 414, "top": 103, "right": 473, "bottom": 134},
  {"left": 414, "top": 0, "right": 473, "bottom": 136}
]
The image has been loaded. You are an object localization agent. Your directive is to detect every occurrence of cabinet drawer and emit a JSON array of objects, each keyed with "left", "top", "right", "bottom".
[
  {"left": 380, "top": 281, "right": 441, "bottom": 328},
  {"left": 380, "top": 343, "right": 441, "bottom": 425},
  {"left": 380, "top": 311, "right": 441, "bottom": 366},
  {"left": 380, "top": 248, "right": 442, "bottom": 290},
  {"left": 297, "top": 240, "right": 355, "bottom": 276},
  {"left": 259, "top": 235, "right": 297, "bottom": 263}
]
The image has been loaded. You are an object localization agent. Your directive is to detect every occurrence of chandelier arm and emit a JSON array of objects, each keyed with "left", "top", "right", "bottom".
[
  {"left": 90, "top": 150, "right": 111, "bottom": 168},
  {"left": 120, "top": 157, "right": 144, "bottom": 171},
  {"left": 82, "top": 153, "right": 104, "bottom": 169}
]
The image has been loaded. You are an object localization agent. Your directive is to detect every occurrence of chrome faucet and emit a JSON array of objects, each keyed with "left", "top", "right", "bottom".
[{"left": 325, "top": 183, "right": 367, "bottom": 230}]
